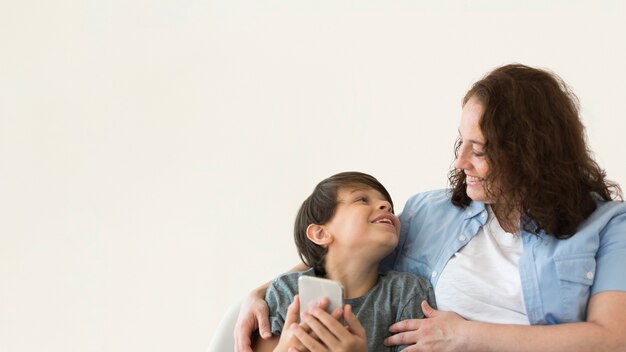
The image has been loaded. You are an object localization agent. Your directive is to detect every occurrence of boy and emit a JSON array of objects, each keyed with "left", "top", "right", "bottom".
[{"left": 254, "top": 172, "right": 436, "bottom": 352}]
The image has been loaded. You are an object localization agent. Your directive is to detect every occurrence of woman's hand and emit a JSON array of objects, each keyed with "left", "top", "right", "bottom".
[
  {"left": 289, "top": 304, "right": 367, "bottom": 352},
  {"left": 234, "top": 288, "right": 272, "bottom": 352},
  {"left": 384, "top": 300, "right": 468, "bottom": 352}
]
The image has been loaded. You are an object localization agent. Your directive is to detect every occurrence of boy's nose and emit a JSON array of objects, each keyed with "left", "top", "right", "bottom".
[{"left": 379, "top": 201, "right": 392, "bottom": 212}]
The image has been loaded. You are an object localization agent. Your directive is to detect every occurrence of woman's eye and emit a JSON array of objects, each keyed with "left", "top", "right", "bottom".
[
  {"left": 356, "top": 197, "right": 368, "bottom": 203},
  {"left": 472, "top": 149, "right": 485, "bottom": 157}
]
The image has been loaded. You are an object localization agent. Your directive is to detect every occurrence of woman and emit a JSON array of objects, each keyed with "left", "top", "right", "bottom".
[{"left": 235, "top": 64, "right": 626, "bottom": 352}]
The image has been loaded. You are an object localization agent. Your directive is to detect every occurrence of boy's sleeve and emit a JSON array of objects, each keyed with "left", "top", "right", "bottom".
[
  {"left": 386, "top": 274, "right": 436, "bottom": 352},
  {"left": 264, "top": 276, "right": 298, "bottom": 336},
  {"left": 398, "top": 275, "right": 437, "bottom": 321}
]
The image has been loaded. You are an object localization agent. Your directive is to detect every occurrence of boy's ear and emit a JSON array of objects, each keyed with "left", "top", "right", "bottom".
[{"left": 306, "top": 224, "right": 333, "bottom": 246}]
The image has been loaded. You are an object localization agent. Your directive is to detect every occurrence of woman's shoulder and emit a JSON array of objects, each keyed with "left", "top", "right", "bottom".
[
  {"left": 585, "top": 199, "right": 626, "bottom": 234},
  {"left": 404, "top": 188, "right": 452, "bottom": 209},
  {"left": 409, "top": 188, "right": 451, "bottom": 200},
  {"left": 579, "top": 199, "right": 626, "bottom": 228},
  {"left": 401, "top": 188, "right": 465, "bottom": 219},
  {"left": 545, "top": 200, "right": 626, "bottom": 257},
  {"left": 595, "top": 198, "right": 626, "bottom": 214}
]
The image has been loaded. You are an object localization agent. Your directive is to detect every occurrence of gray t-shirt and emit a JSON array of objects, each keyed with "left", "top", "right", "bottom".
[{"left": 265, "top": 268, "right": 436, "bottom": 352}]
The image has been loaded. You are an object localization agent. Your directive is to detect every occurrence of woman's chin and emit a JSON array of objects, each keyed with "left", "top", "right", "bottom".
[{"left": 466, "top": 188, "right": 488, "bottom": 203}]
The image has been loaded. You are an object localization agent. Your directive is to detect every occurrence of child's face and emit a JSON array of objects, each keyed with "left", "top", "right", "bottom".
[{"left": 322, "top": 186, "right": 400, "bottom": 258}]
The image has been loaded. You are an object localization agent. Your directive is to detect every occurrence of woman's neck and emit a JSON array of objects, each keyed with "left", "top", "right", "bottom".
[{"left": 490, "top": 204, "right": 521, "bottom": 233}]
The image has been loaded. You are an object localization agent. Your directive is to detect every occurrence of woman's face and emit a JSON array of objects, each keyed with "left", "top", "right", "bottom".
[{"left": 454, "top": 96, "right": 493, "bottom": 204}]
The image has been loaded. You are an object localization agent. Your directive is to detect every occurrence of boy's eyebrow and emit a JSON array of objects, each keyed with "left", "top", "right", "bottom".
[
  {"left": 345, "top": 187, "right": 393, "bottom": 209},
  {"left": 348, "top": 186, "right": 369, "bottom": 193},
  {"left": 348, "top": 187, "right": 389, "bottom": 200}
]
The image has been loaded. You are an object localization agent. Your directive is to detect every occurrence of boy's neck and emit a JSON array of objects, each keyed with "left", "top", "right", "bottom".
[{"left": 322, "top": 260, "right": 380, "bottom": 299}]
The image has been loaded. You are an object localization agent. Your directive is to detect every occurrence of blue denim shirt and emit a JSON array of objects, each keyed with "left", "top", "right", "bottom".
[{"left": 380, "top": 189, "right": 626, "bottom": 325}]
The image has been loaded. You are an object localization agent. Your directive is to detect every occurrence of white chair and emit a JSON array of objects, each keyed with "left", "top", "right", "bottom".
[{"left": 207, "top": 301, "right": 240, "bottom": 352}]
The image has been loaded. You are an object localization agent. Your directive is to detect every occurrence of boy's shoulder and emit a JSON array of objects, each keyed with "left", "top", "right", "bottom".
[
  {"left": 380, "top": 270, "right": 432, "bottom": 287},
  {"left": 269, "top": 268, "right": 316, "bottom": 291},
  {"left": 378, "top": 271, "right": 433, "bottom": 297},
  {"left": 379, "top": 271, "right": 437, "bottom": 312}
]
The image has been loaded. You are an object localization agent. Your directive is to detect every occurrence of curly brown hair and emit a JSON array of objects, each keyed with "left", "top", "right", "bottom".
[
  {"left": 294, "top": 172, "right": 394, "bottom": 276},
  {"left": 448, "top": 64, "right": 622, "bottom": 239}
]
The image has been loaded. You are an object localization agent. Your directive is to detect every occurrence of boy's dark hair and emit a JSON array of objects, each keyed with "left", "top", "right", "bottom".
[{"left": 294, "top": 171, "right": 394, "bottom": 276}]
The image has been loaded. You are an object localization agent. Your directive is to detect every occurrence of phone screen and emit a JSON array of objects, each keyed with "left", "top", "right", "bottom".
[{"left": 298, "top": 276, "right": 344, "bottom": 319}]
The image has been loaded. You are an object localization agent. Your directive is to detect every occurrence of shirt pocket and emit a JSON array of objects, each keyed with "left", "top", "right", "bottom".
[{"left": 554, "top": 255, "right": 596, "bottom": 322}]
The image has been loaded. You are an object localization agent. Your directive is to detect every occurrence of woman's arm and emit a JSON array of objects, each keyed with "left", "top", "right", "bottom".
[
  {"left": 235, "top": 263, "right": 309, "bottom": 352},
  {"left": 385, "top": 291, "right": 626, "bottom": 352},
  {"left": 253, "top": 296, "right": 307, "bottom": 352},
  {"left": 253, "top": 336, "right": 280, "bottom": 352}
]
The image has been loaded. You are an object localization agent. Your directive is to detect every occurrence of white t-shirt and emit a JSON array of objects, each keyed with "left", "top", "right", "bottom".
[{"left": 434, "top": 206, "right": 529, "bottom": 324}]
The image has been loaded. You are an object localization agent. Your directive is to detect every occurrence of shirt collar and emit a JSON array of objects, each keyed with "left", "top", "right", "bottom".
[{"left": 463, "top": 201, "right": 489, "bottom": 225}]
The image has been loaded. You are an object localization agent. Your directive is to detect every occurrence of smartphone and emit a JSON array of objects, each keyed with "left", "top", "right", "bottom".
[{"left": 298, "top": 276, "right": 344, "bottom": 319}]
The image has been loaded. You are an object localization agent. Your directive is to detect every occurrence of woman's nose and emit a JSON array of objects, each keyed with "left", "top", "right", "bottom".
[
  {"left": 454, "top": 156, "right": 466, "bottom": 170},
  {"left": 454, "top": 147, "right": 469, "bottom": 170}
]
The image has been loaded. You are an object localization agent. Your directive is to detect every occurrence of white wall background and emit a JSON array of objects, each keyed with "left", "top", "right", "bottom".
[{"left": 1, "top": 1, "right": 625, "bottom": 351}]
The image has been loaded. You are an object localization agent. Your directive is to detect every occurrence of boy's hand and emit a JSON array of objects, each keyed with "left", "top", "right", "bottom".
[
  {"left": 274, "top": 295, "right": 308, "bottom": 352},
  {"left": 290, "top": 304, "right": 367, "bottom": 352}
]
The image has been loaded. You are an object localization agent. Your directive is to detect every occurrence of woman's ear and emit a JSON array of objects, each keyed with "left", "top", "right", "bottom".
[{"left": 306, "top": 224, "right": 333, "bottom": 246}]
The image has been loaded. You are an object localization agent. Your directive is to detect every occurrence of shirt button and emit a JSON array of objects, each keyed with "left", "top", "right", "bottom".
[
  {"left": 458, "top": 235, "right": 467, "bottom": 241},
  {"left": 586, "top": 272, "right": 594, "bottom": 280},
  {"left": 481, "top": 212, "right": 487, "bottom": 218},
  {"left": 431, "top": 271, "right": 438, "bottom": 277}
]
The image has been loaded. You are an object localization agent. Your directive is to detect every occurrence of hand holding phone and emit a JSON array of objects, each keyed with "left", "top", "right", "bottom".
[{"left": 298, "top": 276, "right": 344, "bottom": 319}]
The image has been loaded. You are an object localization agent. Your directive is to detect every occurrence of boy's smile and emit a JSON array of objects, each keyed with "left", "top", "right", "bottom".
[{"left": 370, "top": 213, "right": 399, "bottom": 232}]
